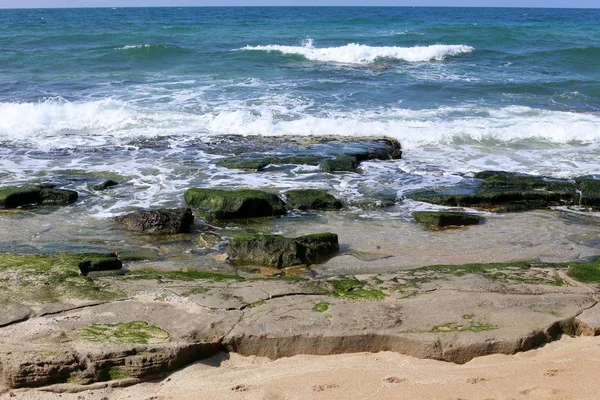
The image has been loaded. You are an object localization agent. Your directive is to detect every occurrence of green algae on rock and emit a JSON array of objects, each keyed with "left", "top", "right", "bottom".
[
  {"left": 81, "top": 321, "right": 170, "bottom": 344},
  {"left": 228, "top": 232, "right": 339, "bottom": 268},
  {"left": 408, "top": 171, "right": 579, "bottom": 212},
  {"left": 412, "top": 211, "right": 483, "bottom": 228},
  {"left": 0, "top": 185, "right": 78, "bottom": 209},
  {"left": 184, "top": 188, "right": 286, "bottom": 220},
  {"left": 285, "top": 189, "right": 343, "bottom": 210},
  {"left": 320, "top": 155, "right": 358, "bottom": 173}
]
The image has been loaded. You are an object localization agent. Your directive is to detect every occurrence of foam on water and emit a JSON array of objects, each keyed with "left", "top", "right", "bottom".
[{"left": 237, "top": 41, "right": 474, "bottom": 64}]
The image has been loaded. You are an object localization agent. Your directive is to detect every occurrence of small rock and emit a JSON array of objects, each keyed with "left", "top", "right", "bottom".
[
  {"left": 92, "top": 180, "right": 119, "bottom": 191},
  {"left": 115, "top": 208, "right": 194, "bottom": 234},
  {"left": 212, "top": 253, "right": 229, "bottom": 263},
  {"left": 412, "top": 211, "right": 483, "bottom": 228},
  {"left": 198, "top": 232, "right": 222, "bottom": 248}
]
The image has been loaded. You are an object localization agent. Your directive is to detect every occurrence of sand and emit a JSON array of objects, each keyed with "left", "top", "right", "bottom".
[{"left": 3, "top": 335, "right": 599, "bottom": 400}]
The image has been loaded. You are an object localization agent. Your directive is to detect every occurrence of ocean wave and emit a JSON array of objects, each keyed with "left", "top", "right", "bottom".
[
  {"left": 2, "top": 99, "right": 599, "bottom": 150},
  {"left": 113, "top": 44, "right": 190, "bottom": 57},
  {"left": 236, "top": 41, "right": 474, "bottom": 64}
]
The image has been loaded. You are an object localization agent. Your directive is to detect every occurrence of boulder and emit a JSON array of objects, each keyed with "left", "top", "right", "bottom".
[
  {"left": 412, "top": 211, "right": 483, "bottom": 228},
  {"left": 285, "top": 189, "right": 343, "bottom": 210},
  {"left": 228, "top": 232, "right": 339, "bottom": 268},
  {"left": 184, "top": 188, "right": 286, "bottom": 219},
  {"left": 92, "top": 180, "right": 119, "bottom": 191},
  {"left": 320, "top": 156, "right": 358, "bottom": 173},
  {"left": 115, "top": 208, "right": 194, "bottom": 234},
  {"left": 0, "top": 185, "right": 78, "bottom": 208}
]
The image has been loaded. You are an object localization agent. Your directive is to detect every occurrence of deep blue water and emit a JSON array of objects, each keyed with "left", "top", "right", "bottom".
[{"left": 0, "top": 7, "right": 599, "bottom": 214}]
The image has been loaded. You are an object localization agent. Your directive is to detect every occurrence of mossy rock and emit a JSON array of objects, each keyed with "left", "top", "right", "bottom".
[
  {"left": 114, "top": 208, "right": 194, "bottom": 234},
  {"left": 285, "top": 189, "right": 342, "bottom": 210},
  {"left": 228, "top": 232, "right": 339, "bottom": 268},
  {"left": 408, "top": 189, "right": 576, "bottom": 212},
  {"left": 475, "top": 171, "right": 577, "bottom": 192},
  {"left": 92, "top": 180, "right": 119, "bottom": 191},
  {"left": 184, "top": 188, "right": 286, "bottom": 220},
  {"left": 412, "top": 211, "right": 483, "bottom": 228},
  {"left": 408, "top": 171, "right": 579, "bottom": 212},
  {"left": 320, "top": 156, "right": 358, "bottom": 173},
  {"left": 576, "top": 176, "right": 600, "bottom": 209},
  {"left": 0, "top": 185, "right": 78, "bottom": 208}
]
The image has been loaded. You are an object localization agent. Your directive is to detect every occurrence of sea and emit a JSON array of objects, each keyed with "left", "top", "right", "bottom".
[{"left": 1, "top": 6, "right": 599, "bottom": 221}]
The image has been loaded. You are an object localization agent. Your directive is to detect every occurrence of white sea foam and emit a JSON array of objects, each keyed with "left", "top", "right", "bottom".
[
  {"left": 237, "top": 41, "right": 474, "bottom": 64},
  {"left": 2, "top": 99, "right": 600, "bottom": 152}
]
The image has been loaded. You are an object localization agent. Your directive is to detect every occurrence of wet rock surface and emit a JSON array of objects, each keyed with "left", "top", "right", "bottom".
[
  {"left": 184, "top": 188, "right": 286, "bottom": 220},
  {"left": 407, "top": 171, "right": 584, "bottom": 212},
  {"left": 115, "top": 208, "right": 194, "bottom": 234},
  {"left": 228, "top": 232, "right": 339, "bottom": 268},
  {"left": 285, "top": 189, "right": 343, "bottom": 210},
  {"left": 412, "top": 211, "right": 483, "bottom": 228},
  {"left": 0, "top": 185, "right": 78, "bottom": 209}
]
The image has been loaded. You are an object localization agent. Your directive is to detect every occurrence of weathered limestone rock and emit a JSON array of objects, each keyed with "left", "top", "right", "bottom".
[
  {"left": 115, "top": 208, "right": 194, "bottom": 234},
  {"left": 184, "top": 188, "right": 286, "bottom": 219},
  {"left": 412, "top": 211, "right": 483, "bottom": 228},
  {"left": 228, "top": 232, "right": 339, "bottom": 268},
  {"left": 285, "top": 189, "right": 343, "bottom": 210}
]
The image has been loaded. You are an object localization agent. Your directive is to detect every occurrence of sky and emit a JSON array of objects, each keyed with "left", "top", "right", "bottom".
[{"left": 0, "top": 0, "right": 598, "bottom": 7}]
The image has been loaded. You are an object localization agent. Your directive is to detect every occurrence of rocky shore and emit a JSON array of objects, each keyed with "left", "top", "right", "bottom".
[{"left": 0, "top": 135, "right": 599, "bottom": 394}]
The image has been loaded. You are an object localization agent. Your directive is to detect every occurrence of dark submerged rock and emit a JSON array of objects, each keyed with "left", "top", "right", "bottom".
[
  {"left": 92, "top": 180, "right": 119, "bottom": 191},
  {"left": 412, "top": 211, "right": 483, "bottom": 228},
  {"left": 228, "top": 232, "right": 339, "bottom": 268},
  {"left": 184, "top": 188, "right": 286, "bottom": 220},
  {"left": 285, "top": 189, "right": 343, "bottom": 210},
  {"left": 115, "top": 208, "right": 194, "bottom": 234},
  {"left": 0, "top": 185, "right": 78, "bottom": 209}
]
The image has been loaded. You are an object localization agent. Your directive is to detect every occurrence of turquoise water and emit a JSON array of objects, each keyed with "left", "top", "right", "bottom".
[{"left": 0, "top": 7, "right": 599, "bottom": 216}]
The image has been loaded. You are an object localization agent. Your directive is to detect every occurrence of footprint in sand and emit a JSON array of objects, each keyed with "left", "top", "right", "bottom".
[
  {"left": 383, "top": 376, "right": 406, "bottom": 384},
  {"left": 544, "top": 369, "right": 563, "bottom": 377},
  {"left": 313, "top": 383, "right": 339, "bottom": 392},
  {"left": 466, "top": 377, "right": 489, "bottom": 384},
  {"left": 231, "top": 384, "right": 251, "bottom": 392}
]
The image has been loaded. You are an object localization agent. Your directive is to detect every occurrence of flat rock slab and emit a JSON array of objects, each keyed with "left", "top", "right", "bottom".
[
  {"left": 0, "top": 304, "right": 32, "bottom": 327},
  {"left": 0, "top": 268, "right": 598, "bottom": 388}
]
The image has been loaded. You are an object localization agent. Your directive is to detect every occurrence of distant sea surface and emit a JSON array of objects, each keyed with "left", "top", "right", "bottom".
[{"left": 1, "top": 7, "right": 599, "bottom": 216}]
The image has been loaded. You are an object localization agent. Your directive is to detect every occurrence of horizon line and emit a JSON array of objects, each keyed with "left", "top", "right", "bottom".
[{"left": 1, "top": 5, "right": 599, "bottom": 10}]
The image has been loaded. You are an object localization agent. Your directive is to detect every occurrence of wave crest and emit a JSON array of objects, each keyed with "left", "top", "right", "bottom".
[{"left": 236, "top": 41, "right": 474, "bottom": 64}]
